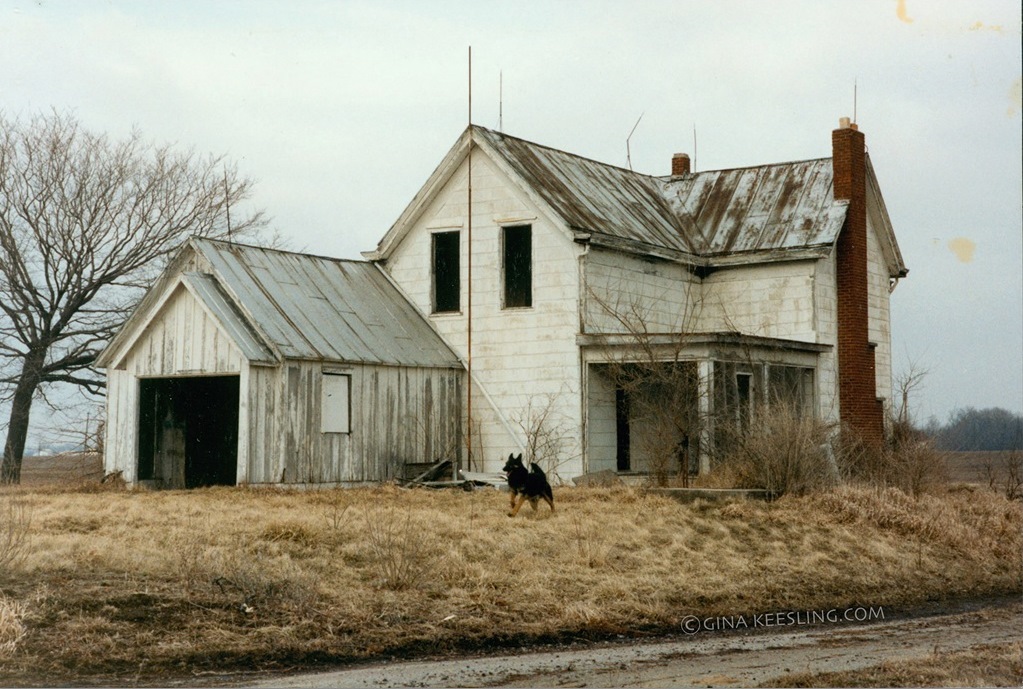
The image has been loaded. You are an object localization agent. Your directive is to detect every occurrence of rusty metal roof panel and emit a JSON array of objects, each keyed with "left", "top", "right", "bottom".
[
  {"left": 662, "top": 158, "right": 845, "bottom": 257},
  {"left": 193, "top": 239, "right": 461, "bottom": 368},
  {"left": 474, "top": 127, "right": 696, "bottom": 254}
]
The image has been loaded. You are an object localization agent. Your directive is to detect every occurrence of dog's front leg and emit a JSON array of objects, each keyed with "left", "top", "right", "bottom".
[{"left": 508, "top": 494, "right": 527, "bottom": 517}]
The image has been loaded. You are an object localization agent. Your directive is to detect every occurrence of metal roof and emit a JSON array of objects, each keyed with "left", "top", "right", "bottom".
[
  {"left": 193, "top": 239, "right": 462, "bottom": 368},
  {"left": 474, "top": 127, "right": 697, "bottom": 254},
  {"left": 662, "top": 158, "right": 847, "bottom": 256},
  {"left": 473, "top": 126, "right": 850, "bottom": 261}
]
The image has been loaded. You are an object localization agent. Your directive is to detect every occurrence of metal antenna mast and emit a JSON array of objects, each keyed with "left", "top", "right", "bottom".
[
  {"left": 466, "top": 46, "right": 474, "bottom": 472},
  {"left": 626, "top": 112, "right": 644, "bottom": 170}
]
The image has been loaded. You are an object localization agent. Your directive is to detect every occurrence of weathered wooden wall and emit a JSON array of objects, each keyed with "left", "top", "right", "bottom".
[{"left": 244, "top": 362, "right": 462, "bottom": 485}]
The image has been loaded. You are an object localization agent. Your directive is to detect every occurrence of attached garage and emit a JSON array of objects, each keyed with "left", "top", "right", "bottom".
[{"left": 98, "top": 238, "right": 464, "bottom": 488}]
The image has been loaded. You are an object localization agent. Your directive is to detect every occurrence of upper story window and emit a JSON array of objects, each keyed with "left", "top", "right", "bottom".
[
  {"left": 432, "top": 231, "right": 460, "bottom": 313},
  {"left": 503, "top": 225, "right": 532, "bottom": 308}
]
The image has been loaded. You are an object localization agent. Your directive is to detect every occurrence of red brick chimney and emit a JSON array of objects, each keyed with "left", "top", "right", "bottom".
[
  {"left": 672, "top": 152, "right": 691, "bottom": 176},
  {"left": 832, "top": 117, "right": 884, "bottom": 446}
]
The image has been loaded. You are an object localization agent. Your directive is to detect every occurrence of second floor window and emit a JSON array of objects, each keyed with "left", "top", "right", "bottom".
[
  {"left": 432, "top": 231, "right": 460, "bottom": 313},
  {"left": 503, "top": 225, "right": 532, "bottom": 308}
]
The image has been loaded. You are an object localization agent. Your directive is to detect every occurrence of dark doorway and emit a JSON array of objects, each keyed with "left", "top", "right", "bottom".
[
  {"left": 615, "top": 388, "right": 631, "bottom": 471},
  {"left": 137, "top": 376, "right": 239, "bottom": 488}
]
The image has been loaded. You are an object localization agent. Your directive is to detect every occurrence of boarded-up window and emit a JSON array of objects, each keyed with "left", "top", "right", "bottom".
[
  {"left": 432, "top": 231, "right": 460, "bottom": 313},
  {"left": 322, "top": 373, "right": 351, "bottom": 434},
  {"left": 503, "top": 225, "right": 532, "bottom": 308}
]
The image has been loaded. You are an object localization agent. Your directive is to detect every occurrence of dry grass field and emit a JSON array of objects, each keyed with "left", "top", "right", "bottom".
[{"left": 1, "top": 481, "right": 1020, "bottom": 686}]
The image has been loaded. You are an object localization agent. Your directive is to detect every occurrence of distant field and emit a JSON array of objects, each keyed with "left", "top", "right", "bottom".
[
  {"left": 18, "top": 452, "right": 103, "bottom": 486},
  {"left": 943, "top": 450, "right": 1020, "bottom": 485}
]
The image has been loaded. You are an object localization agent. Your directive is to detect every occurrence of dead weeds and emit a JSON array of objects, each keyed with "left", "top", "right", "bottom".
[{"left": 0, "top": 482, "right": 1019, "bottom": 685}]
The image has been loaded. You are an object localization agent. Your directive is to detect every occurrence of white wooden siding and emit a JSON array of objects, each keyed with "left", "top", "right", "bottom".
[
  {"left": 813, "top": 254, "right": 841, "bottom": 425},
  {"left": 582, "top": 249, "right": 700, "bottom": 334},
  {"left": 701, "top": 261, "right": 817, "bottom": 342},
  {"left": 385, "top": 152, "right": 585, "bottom": 477},
  {"left": 867, "top": 217, "right": 893, "bottom": 412}
]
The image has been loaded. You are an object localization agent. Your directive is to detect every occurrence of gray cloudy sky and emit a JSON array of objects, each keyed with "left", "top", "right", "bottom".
[{"left": 2, "top": 0, "right": 1020, "bottom": 437}]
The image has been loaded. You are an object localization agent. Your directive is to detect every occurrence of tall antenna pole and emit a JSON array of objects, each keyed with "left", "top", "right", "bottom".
[
  {"left": 693, "top": 124, "right": 698, "bottom": 172},
  {"left": 466, "top": 45, "right": 474, "bottom": 472},
  {"left": 499, "top": 70, "right": 503, "bottom": 132},
  {"left": 853, "top": 77, "right": 858, "bottom": 123},
  {"left": 224, "top": 168, "right": 233, "bottom": 240}
]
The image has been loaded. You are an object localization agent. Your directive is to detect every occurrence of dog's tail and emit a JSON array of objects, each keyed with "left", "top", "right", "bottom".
[{"left": 530, "top": 462, "right": 554, "bottom": 502}]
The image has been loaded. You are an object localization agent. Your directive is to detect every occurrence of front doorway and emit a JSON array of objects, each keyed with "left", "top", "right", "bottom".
[{"left": 137, "top": 376, "right": 240, "bottom": 488}]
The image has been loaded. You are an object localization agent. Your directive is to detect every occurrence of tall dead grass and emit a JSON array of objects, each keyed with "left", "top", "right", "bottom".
[
  {"left": 0, "top": 482, "right": 1019, "bottom": 685},
  {"left": 0, "top": 494, "right": 30, "bottom": 578}
]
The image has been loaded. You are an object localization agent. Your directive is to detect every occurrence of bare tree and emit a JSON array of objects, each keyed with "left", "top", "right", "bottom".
[{"left": 0, "top": 111, "right": 266, "bottom": 483}]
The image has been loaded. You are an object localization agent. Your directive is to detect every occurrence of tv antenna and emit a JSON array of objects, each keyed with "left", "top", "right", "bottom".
[
  {"left": 499, "top": 70, "right": 503, "bottom": 132},
  {"left": 625, "top": 112, "right": 644, "bottom": 170}
]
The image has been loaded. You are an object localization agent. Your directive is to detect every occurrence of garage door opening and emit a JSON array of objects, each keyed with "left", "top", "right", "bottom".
[{"left": 137, "top": 376, "right": 239, "bottom": 488}]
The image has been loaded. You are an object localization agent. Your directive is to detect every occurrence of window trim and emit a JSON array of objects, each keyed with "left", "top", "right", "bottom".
[
  {"left": 321, "top": 372, "right": 351, "bottom": 434},
  {"left": 431, "top": 230, "right": 461, "bottom": 314},
  {"left": 501, "top": 224, "right": 533, "bottom": 309}
]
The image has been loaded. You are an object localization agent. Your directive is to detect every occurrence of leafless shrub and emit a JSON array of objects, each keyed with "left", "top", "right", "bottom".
[
  {"left": 985, "top": 451, "right": 1023, "bottom": 501},
  {"left": 719, "top": 404, "right": 837, "bottom": 496},
  {"left": 323, "top": 492, "right": 354, "bottom": 532},
  {"left": 836, "top": 420, "right": 948, "bottom": 498},
  {"left": 362, "top": 505, "right": 438, "bottom": 591},
  {"left": 0, "top": 495, "right": 31, "bottom": 577},
  {"left": 512, "top": 393, "right": 572, "bottom": 483}
]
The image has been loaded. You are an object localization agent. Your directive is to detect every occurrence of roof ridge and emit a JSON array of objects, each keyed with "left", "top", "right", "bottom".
[
  {"left": 192, "top": 236, "right": 370, "bottom": 265},
  {"left": 471, "top": 125, "right": 662, "bottom": 180}
]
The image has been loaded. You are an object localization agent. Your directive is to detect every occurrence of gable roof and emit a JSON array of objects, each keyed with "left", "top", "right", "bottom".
[
  {"left": 370, "top": 125, "right": 906, "bottom": 277},
  {"left": 98, "top": 238, "right": 462, "bottom": 370}
]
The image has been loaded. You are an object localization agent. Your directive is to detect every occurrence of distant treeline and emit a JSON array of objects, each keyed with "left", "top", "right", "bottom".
[{"left": 923, "top": 407, "right": 1023, "bottom": 451}]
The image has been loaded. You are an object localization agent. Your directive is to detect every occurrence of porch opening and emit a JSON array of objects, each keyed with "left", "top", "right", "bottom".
[
  {"left": 588, "top": 362, "right": 700, "bottom": 478},
  {"left": 137, "top": 375, "right": 239, "bottom": 488}
]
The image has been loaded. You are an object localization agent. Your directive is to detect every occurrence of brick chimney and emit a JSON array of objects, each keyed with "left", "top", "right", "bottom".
[
  {"left": 672, "top": 152, "right": 691, "bottom": 176},
  {"left": 832, "top": 117, "right": 884, "bottom": 446}
]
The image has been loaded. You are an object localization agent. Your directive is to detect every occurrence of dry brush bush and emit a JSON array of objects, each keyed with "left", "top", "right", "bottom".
[
  {"left": 361, "top": 504, "right": 441, "bottom": 591},
  {"left": 716, "top": 404, "right": 837, "bottom": 496}
]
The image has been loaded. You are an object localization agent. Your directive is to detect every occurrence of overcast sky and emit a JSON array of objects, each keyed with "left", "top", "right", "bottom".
[{"left": 2, "top": 0, "right": 1020, "bottom": 441}]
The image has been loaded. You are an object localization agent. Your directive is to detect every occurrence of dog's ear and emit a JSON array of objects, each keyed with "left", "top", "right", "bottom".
[
  {"left": 508, "top": 453, "right": 515, "bottom": 462},
  {"left": 515, "top": 453, "right": 523, "bottom": 462}
]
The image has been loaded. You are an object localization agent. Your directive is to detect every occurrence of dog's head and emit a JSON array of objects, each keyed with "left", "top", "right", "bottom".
[{"left": 502, "top": 453, "right": 525, "bottom": 474}]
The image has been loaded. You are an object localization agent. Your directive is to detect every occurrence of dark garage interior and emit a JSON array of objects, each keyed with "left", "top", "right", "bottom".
[{"left": 137, "top": 376, "right": 240, "bottom": 488}]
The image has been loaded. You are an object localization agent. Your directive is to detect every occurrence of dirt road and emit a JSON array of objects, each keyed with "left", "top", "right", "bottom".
[{"left": 246, "top": 598, "right": 1021, "bottom": 688}]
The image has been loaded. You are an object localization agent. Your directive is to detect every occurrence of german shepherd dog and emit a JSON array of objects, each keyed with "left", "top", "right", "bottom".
[{"left": 502, "top": 453, "right": 555, "bottom": 517}]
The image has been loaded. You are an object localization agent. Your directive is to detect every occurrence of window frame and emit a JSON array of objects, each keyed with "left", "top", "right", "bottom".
[
  {"left": 432, "top": 230, "right": 461, "bottom": 314},
  {"left": 321, "top": 372, "right": 352, "bottom": 434},
  {"left": 501, "top": 224, "right": 533, "bottom": 309}
]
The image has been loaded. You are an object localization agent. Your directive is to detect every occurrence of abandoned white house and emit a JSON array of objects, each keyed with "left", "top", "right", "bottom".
[{"left": 100, "top": 118, "right": 906, "bottom": 487}]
